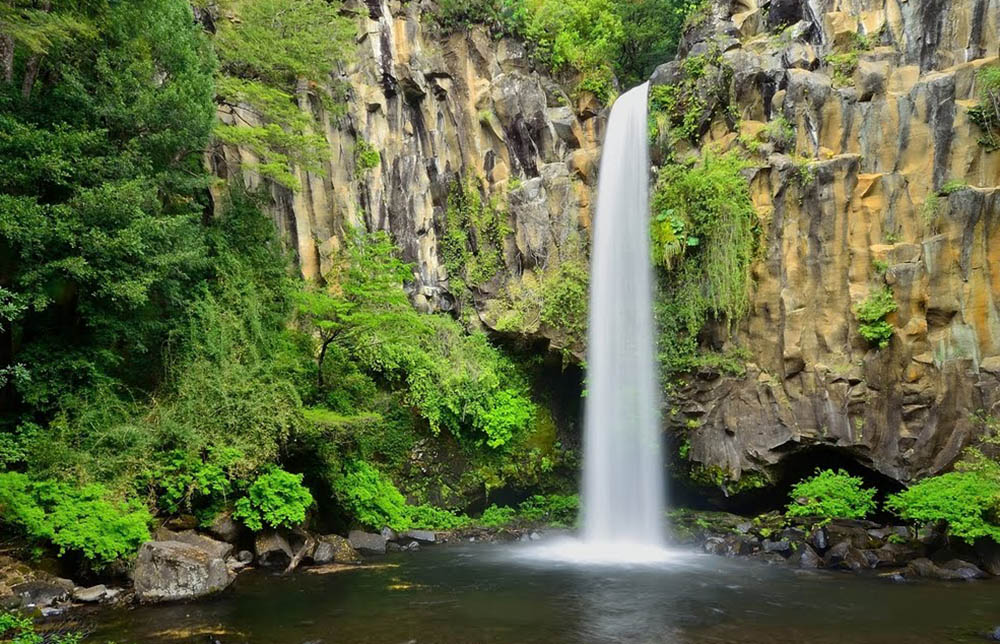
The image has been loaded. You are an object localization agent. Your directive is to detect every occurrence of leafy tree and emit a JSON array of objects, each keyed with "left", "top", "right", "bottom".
[
  {"left": 212, "top": 0, "right": 355, "bottom": 188},
  {"left": 786, "top": 469, "right": 877, "bottom": 520},
  {"left": 614, "top": 0, "right": 703, "bottom": 86},
  {"left": 296, "top": 229, "right": 536, "bottom": 449},
  {"left": 887, "top": 413, "right": 1000, "bottom": 543},
  {"left": 0, "top": 0, "right": 216, "bottom": 418},
  {"left": 887, "top": 472, "right": 1000, "bottom": 543}
]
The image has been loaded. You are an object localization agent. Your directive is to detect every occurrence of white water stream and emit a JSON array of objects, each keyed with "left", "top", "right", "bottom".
[{"left": 580, "top": 81, "right": 665, "bottom": 551}]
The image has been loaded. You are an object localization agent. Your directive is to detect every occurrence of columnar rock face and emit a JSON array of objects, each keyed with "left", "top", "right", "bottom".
[
  {"left": 213, "top": 0, "right": 602, "bottom": 354},
  {"left": 218, "top": 0, "right": 1000, "bottom": 486},
  {"left": 667, "top": 0, "right": 1000, "bottom": 484}
]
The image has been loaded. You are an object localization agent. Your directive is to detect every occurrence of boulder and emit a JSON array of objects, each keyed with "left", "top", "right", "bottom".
[
  {"left": 207, "top": 511, "right": 244, "bottom": 544},
  {"left": 940, "top": 559, "right": 989, "bottom": 580},
  {"left": 988, "top": 625, "right": 1000, "bottom": 641},
  {"left": 975, "top": 539, "right": 1000, "bottom": 576},
  {"left": 10, "top": 581, "right": 69, "bottom": 608},
  {"left": 255, "top": 532, "right": 294, "bottom": 565},
  {"left": 380, "top": 527, "right": 399, "bottom": 542},
  {"left": 824, "top": 541, "right": 870, "bottom": 571},
  {"left": 808, "top": 527, "right": 829, "bottom": 551},
  {"left": 904, "top": 557, "right": 986, "bottom": 581},
  {"left": 403, "top": 530, "right": 437, "bottom": 544},
  {"left": 72, "top": 585, "right": 108, "bottom": 603},
  {"left": 348, "top": 530, "right": 387, "bottom": 555},
  {"left": 762, "top": 539, "right": 791, "bottom": 555},
  {"left": 133, "top": 541, "right": 235, "bottom": 602},
  {"left": 311, "top": 535, "right": 362, "bottom": 565},
  {"left": 157, "top": 529, "right": 233, "bottom": 560},
  {"left": 795, "top": 544, "right": 823, "bottom": 569}
]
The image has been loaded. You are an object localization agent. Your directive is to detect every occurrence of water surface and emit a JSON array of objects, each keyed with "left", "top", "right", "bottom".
[{"left": 90, "top": 542, "right": 1000, "bottom": 643}]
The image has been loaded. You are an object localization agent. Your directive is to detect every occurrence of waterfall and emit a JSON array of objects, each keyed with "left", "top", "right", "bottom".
[{"left": 581, "top": 82, "right": 665, "bottom": 548}]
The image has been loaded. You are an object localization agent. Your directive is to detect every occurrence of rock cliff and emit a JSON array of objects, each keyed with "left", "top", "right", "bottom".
[
  {"left": 215, "top": 0, "right": 1000, "bottom": 490},
  {"left": 211, "top": 0, "right": 602, "bottom": 356},
  {"left": 667, "top": 0, "right": 1000, "bottom": 487}
]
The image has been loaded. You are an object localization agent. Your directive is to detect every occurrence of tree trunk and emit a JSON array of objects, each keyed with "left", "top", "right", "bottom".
[{"left": 21, "top": 54, "right": 39, "bottom": 98}]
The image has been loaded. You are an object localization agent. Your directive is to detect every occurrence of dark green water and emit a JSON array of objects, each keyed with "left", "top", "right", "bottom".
[{"left": 89, "top": 542, "right": 1000, "bottom": 643}]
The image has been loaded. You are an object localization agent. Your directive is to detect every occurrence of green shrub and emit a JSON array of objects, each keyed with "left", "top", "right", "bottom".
[
  {"left": 516, "top": 493, "right": 579, "bottom": 527},
  {"left": 233, "top": 468, "right": 314, "bottom": 531},
  {"left": 355, "top": 139, "right": 381, "bottom": 173},
  {"left": 0, "top": 473, "right": 151, "bottom": 567},
  {"left": 786, "top": 469, "right": 877, "bottom": 520},
  {"left": 887, "top": 471, "right": 1000, "bottom": 544},
  {"left": 331, "top": 459, "right": 411, "bottom": 531},
  {"left": 478, "top": 504, "right": 517, "bottom": 527},
  {"left": 407, "top": 504, "right": 471, "bottom": 530},
  {"left": 969, "top": 65, "right": 1000, "bottom": 150},
  {"left": 855, "top": 287, "right": 897, "bottom": 349}
]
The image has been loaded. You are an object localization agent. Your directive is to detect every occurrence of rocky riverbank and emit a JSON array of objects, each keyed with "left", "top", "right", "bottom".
[
  {"left": 0, "top": 518, "right": 560, "bottom": 616},
  {"left": 670, "top": 510, "right": 1000, "bottom": 581}
]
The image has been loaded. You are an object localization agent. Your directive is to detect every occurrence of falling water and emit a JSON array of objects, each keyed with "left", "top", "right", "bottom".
[{"left": 581, "top": 82, "right": 665, "bottom": 549}]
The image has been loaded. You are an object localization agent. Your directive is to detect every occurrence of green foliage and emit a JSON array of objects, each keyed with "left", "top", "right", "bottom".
[
  {"left": 0, "top": 0, "right": 216, "bottom": 415},
  {"left": 786, "top": 469, "right": 877, "bottom": 520},
  {"left": 477, "top": 493, "right": 579, "bottom": 527},
  {"left": 213, "top": 0, "right": 355, "bottom": 188},
  {"left": 826, "top": 51, "right": 859, "bottom": 87},
  {"left": 331, "top": 459, "right": 412, "bottom": 531},
  {"left": 969, "top": 65, "right": 1000, "bottom": 150},
  {"left": 297, "top": 228, "right": 536, "bottom": 450},
  {"left": 872, "top": 259, "right": 888, "bottom": 275},
  {"left": 478, "top": 504, "right": 518, "bottom": 527},
  {"left": 854, "top": 287, "right": 897, "bottom": 349},
  {"left": 354, "top": 139, "right": 381, "bottom": 173},
  {"left": 538, "top": 260, "right": 589, "bottom": 346},
  {"left": 0, "top": 611, "right": 83, "bottom": 644},
  {"left": 0, "top": 472, "right": 150, "bottom": 567},
  {"left": 614, "top": 0, "right": 704, "bottom": 86},
  {"left": 407, "top": 504, "right": 472, "bottom": 530},
  {"left": 233, "top": 468, "right": 314, "bottom": 531},
  {"left": 651, "top": 152, "right": 758, "bottom": 375},
  {"left": 888, "top": 413, "right": 1000, "bottom": 544},
  {"left": 763, "top": 116, "right": 796, "bottom": 152},
  {"left": 440, "top": 179, "right": 508, "bottom": 291},
  {"left": 887, "top": 472, "right": 1000, "bottom": 543},
  {"left": 648, "top": 50, "right": 732, "bottom": 153}
]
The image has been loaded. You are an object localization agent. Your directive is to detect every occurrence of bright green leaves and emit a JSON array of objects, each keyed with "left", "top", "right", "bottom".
[
  {"left": 854, "top": 286, "right": 897, "bottom": 349},
  {"left": 296, "top": 229, "right": 536, "bottom": 450},
  {"left": 0, "top": 472, "right": 151, "bottom": 567},
  {"left": 234, "top": 468, "right": 314, "bottom": 532},
  {"left": 887, "top": 472, "right": 1000, "bottom": 544},
  {"left": 212, "top": 0, "right": 355, "bottom": 189},
  {"left": 785, "top": 469, "right": 877, "bottom": 520},
  {"left": 331, "top": 459, "right": 412, "bottom": 531}
]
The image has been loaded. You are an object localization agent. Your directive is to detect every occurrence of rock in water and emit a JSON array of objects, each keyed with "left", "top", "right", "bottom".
[
  {"left": 348, "top": 530, "right": 387, "bottom": 555},
  {"left": 403, "top": 530, "right": 437, "bottom": 544},
  {"left": 72, "top": 584, "right": 108, "bottom": 603},
  {"left": 255, "top": 532, "right": 294, "bottom": 566},
  {"left": 311, "top": 535, "right": 362, "bottom": 565},
  {"left": 133, "top": 541, "right": 235, "bottom": 603},
  {"left": 10, "top": 581, "right": 69, "bottom": 608}
]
